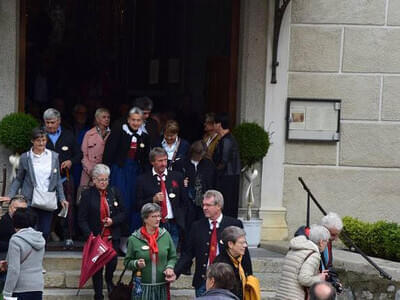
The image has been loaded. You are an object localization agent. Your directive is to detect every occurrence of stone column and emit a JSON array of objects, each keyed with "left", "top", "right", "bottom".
[
  {"left": 258, "top": 0, "right": 290, "bottom": 241},
  {"left": 0, "top": 0, "right": 19, "bottom": 175}
]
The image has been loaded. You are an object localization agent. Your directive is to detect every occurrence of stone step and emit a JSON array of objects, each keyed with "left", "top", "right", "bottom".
[
  {"left": 43, "top": 251, "right": 284, "bottom": 273},
  {"left": 43, "top": 288, "right": 276, "bottom": 300},
  {"left": 44, "top": 269, "right": 280, "bottom": 291}
]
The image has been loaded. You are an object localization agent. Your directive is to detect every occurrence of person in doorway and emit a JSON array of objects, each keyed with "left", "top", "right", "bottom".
[
  {"left": 197, "top": 262, "right": 239, "bottom": 300},
  {"left": 7, "top": 127, "right": 67, "bottom": 241},
  {"left": 78, "top": 163, "right": 126, "bottom": 299},
  {"left": 2, "top": 208, "right": 45, "bottom": 300},
  {"left": 202, "top": 113, "right": 221, "bottom": 160},
  {"left": 103, "top": 107, "right": 150, "bottom": 233},
  {"left": 80, "top": 108, "right": 111, "bottom": 186},
  {"left": 212, "top": 113, "right": 241, "bottom": 218},
  {"left": 156, "top": 120, "right": 190, "bottom": 170},
  {"left": 174, "top": 190, "right": 251, "bottom": 297},
  {"left": 134, "top": 96, "right": 160, "bottom": 145},
  {"left": 43, "top": 108, "right": 81, "bottom": 248},
  {"left": 136, "top": 147, "right": 186, "bottom": 248}
]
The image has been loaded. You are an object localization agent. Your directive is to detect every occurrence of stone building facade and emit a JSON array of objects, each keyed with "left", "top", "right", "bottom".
[{"left": 1, "top": 0, "right": 399, "bottom": 240}]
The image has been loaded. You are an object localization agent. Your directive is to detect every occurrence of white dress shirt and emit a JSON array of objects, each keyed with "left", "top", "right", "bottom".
[
  {"left": 162, "top": 137, "right": 178, "bottom": 160},
  {"left": 152, "top": 168, "right": 174, "bottom": 219},
  {"left": 30, "top": 148, "right": 52, "bottom": 192}
]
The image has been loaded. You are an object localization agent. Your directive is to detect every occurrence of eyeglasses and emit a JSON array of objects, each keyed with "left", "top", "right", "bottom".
[
  {"left": 149, "top": 215, "right": 161, "bottom": 219},
  {"left": 95, "top": 178, "right": 109, "bottom": 182}
]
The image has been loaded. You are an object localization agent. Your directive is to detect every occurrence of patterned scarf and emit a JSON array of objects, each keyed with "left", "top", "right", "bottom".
[{"left": 140, "top": 226, "right": 159, "bottom": 263}]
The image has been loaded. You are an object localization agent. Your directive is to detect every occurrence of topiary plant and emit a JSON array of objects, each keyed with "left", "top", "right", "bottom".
[
  {"left": 232, "top": 122, "right": 270, "bottom": 171},
  {"left": 232, "top": 122, "right": 270, "bottom": 220},
  {"left": 0, "top": 112, "right": 39, "bottom": 154}
]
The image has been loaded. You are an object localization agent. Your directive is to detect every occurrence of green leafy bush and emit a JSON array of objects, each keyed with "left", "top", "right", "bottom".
[
  {"left": 0, "top": 113, "right": 39, "bottom": 154},
  {"left": 232, "top": 122, "right": 270, "bottom": 170},
  {"left": 342, "top": 216, "right": 400, "bottom": 262}
]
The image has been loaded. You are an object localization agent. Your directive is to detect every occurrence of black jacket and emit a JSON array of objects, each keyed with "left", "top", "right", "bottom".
[
  {"left": 136, "top": 170, "right": 187, "bottom": 229},
  {"left": 214, "top": 249, "right": 253, "bottom": 300},
  {"left": 78, "top": 186, "right": 126, "bottom": 241},
  {"left": 213, "top": 133, "right": 241, "bottom": 176},
  {"left": 46, "top": 127, "right": 82, "bottom": 166},
  {"left": 0, "top": 213, "right": 14, "bottom": 253},
  {"left": 174, "top": 216, "right": 253, "bottom": 289},
  {"left": 103, "top": 124, "right": 150, "bottom": 170}
]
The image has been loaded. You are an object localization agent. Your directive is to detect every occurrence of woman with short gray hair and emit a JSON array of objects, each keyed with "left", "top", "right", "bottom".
[
  {"left": 124, "top": 202, "right": 177, "bottom": 299},
  {"left": 213, "top": 226, "right": 254, "bottom": 300},
  {"left": 78, "top": 163, "right": 126, "bottom": 300},
  {"left": 275, "top": 224, "right": 331, "bottom": 300},
  {"left": 103, "top": 106, "right": 151, "bottom": 233},
  {"left": 80, "top": 107, "right": 111, "bottom": 185}
]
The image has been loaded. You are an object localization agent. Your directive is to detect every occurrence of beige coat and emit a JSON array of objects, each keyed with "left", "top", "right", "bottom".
[{"left": 275, "top": 235, "right": 322, "bottom": 300}]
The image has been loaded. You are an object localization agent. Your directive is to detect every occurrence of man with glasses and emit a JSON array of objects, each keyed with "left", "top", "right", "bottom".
[{"left": 174, "top": 190, "right": 252, "bottom": 297}]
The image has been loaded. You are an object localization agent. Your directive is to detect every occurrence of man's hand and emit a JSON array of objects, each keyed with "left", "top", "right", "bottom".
[
  {"left": 103, "top": 217, "right": 113, "bottom": 227},
  {"left": 164, "top": 268, "right": 176, "bottom": 282},
  {"left": 136, "top": 258, "right": 146, "bottom": 269},
  {"left": 61, "top": 160, "right": 72, "bottom": 170},
  {"left": 153, "top": 192, "right": 164, "bottom": 204},
  {"left": 183, "top": 177, "right": 189, "bottom": 188},
  {"left": 0, "top": 196, "right": 10, "bottom": 202}
]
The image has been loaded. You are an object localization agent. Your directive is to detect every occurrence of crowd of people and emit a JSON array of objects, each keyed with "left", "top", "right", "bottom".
[{"left": 0, "top": 96, "right": 344, "bottom": 300}]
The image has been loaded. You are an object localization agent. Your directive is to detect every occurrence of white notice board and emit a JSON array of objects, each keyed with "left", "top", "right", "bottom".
[{"left": 286, "top": 98, "right": 341, "bottom": 141}]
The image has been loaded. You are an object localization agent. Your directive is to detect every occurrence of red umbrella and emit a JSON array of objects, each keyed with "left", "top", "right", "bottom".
[{"left": 78, "top": 233, "right": 117, "bottom": 290}]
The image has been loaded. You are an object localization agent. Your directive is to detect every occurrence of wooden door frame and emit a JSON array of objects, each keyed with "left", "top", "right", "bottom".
[{"left": 229, "top": 0, "right": 240, "bottom": 126}]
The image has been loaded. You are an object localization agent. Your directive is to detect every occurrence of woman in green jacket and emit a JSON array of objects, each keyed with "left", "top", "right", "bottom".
[{"left": 124, "top": 203, "right": 177, "bottom": 300}]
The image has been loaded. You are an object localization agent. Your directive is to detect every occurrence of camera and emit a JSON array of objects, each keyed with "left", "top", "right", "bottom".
[{"left": 326, "top": 268, "right": 343, "bottom": 294}]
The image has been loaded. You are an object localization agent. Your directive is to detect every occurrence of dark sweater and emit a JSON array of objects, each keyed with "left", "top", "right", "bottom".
[{"left": 0, "top": 213, "right": 14, "bottom": 253}]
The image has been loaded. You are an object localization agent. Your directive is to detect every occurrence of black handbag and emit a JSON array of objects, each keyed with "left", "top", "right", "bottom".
[{"left": 109, "top": 265, "right": 133, "bottom": 300}]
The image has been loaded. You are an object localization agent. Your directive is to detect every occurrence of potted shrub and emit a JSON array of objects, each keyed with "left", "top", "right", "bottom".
[
  {"left": 0, "top": 113, "right": 39, "bottom": 179},
  {"left": 232, "top": 122, "right": 270, "bottom": 247}
]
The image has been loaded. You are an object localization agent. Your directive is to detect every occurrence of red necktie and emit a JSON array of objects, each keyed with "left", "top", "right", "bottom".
[
  {"left": 158, "top": 174, "right": 168, "bottom": 222},
  {"left": 209, "top": 220, "right": 217, "bottom": 264}
]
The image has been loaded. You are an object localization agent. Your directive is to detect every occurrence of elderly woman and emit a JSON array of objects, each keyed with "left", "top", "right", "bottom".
[
  {"left": 156, "top": 120, "right": 189, "bottom": 169},
  {"left": 80, "top": 108, "right": 111, "bottom": 186},
  {"left": 103, "top": 107, "right": 150, "bottom": 232},
  {"left": 213, "top": 226, "right": 253, "bottom": 300},
  {"left": 6, "top": 127, "right": 67, "bottom": 241},
  {"left": 275, "top": 224, "right": 331, "bottom": 300},
  {"left": 78, "top": 163, "right": 126, "bottom": 300},
  {"left": 124, "top": 203, "right": 177, "bottom": 300}
]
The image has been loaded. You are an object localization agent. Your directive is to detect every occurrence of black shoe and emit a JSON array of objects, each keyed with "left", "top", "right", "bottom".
[{"left": 107, "top": 282, "right": 115, "bottom": 295}]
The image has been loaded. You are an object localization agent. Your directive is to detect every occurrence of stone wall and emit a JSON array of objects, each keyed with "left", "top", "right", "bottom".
[{"left": 284, "top": 0, "right": 400, "bottom": 236}]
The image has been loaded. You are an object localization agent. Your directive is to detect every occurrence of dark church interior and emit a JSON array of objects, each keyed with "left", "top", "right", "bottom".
[{"left": 24, "top": 0, "right": 239, "bottom": 142}]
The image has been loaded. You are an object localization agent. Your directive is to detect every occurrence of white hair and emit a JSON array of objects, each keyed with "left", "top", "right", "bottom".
[
  {"left": 129, "top": 106, "right": 143, "bottom": 116},
  {"left": 92, "top": 163, "right": 110, "bottom": 179},
  {"left": 309, "top": 224, "right": 331, "bottom": 245},
  {"left": 203, "top": 190, "right": 224, "bottom": 208},
  {"left": 321, "top": 212, "right": 343, "bottom": 231},
  {"left": 43, "top": 108, "right": 61, "bottom": 120}
]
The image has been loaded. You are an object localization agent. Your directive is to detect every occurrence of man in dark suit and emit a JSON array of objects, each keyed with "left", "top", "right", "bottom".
[
  {"left": 136, "top": 147, "right": 186, "bottom": 247},
  {"left": 43, "top": 108, "right": 83, "bottom": 248},
  {"left": 174, "top": 189, "right": 252, "bottom": 297}
]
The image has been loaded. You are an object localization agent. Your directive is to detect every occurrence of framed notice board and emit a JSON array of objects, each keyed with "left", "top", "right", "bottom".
[{"left": 286, "top": 98, "right": 341, "bottom": 142}]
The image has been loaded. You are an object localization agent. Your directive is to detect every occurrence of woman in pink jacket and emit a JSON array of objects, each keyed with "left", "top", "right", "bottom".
[{"left": 80, "top": 108, "right": 111, "bottom": 185}]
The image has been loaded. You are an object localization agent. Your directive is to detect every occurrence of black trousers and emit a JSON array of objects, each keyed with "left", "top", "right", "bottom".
[
  {"left": 92, "top": 239, "right": 119, "bottom": 300},
  {"left": 216, "top": 175, "right": 240, "bottom": 218}
]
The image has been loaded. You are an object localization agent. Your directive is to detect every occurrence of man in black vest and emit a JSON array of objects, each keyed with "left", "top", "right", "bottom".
[
  {"left": 136, "top": 147, "right": 186, "bottom": 247},
  {"left": 43, "top": 108, "right": 82, "bottom": 248},
  {"left": 174, "top": 189, "right": 252, "bottom": 297}
]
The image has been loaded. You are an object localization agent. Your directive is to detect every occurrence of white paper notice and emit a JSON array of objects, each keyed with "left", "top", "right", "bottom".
[{"left": 289, "top": 106, "right": 306, "bottom": 130}]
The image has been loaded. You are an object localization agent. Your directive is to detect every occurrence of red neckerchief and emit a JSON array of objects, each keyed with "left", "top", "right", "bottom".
[
  {"left": 140, "top": 226, "right": 159, "bottom": 262},
  {"left": 100, "top": 190, "right": 111, "bottom": 240}
]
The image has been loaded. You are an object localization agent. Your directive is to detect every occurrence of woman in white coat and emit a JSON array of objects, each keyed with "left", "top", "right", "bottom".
[{"left": 275, "top": 224, "right": 331, "bottom": 300}]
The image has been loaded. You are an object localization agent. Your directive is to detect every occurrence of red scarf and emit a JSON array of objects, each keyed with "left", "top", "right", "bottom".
[
  {"left": 140, "top": 226, "right": 159, "bottom": 262},
  {"left": 100, "top": 190, "right": 111, "bottom": 240}
]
